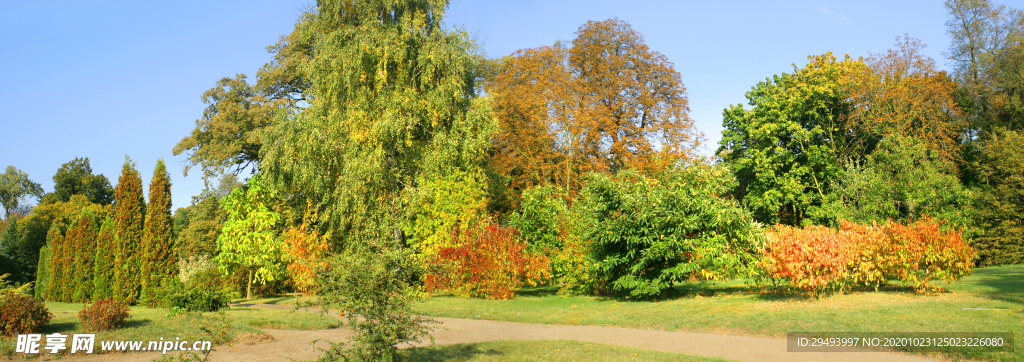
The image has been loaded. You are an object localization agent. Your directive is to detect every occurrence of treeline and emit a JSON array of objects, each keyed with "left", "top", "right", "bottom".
[
  {"left": 1, "top": 158, "right": 176, "bottom": 306},
  {"left": 1, "top": 0, "right": 1021, "bottom": 310}
]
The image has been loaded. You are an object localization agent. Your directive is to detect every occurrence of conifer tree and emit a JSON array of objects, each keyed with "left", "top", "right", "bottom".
[
  {"left": 112, "top": 158, "right": 146, "bottom": 304},
  {"left": 71, "top": 212, "right": 97, "bottom": 302},
  {"left": 47, "top": 225, "right": 69, "bottom": 302},
  {"left": 92, "top": 218, "right": 116, "bottom": 300},
  {"left": 140, "top": 159, "right": 175, "bottom": 307},
  {"left": 34, "top": 244, "right": 50, "bottom": 300}
]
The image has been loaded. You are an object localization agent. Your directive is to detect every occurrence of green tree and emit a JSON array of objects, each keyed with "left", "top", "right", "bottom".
[
  {"left": 973, "top": 129, "right": 1024, "bottom": 265},
  {"left": 827, "top": 135, "right": 976, "bottom": 230},
  {"left": 140, "top": 160, "right": 176, "bottom": 306},
  {"left": 718, "top": 53, "right": 870, "bottom": 226},
  {"left": 44, "top": 157, "right": 114, "bottom": 205},
  {"left": 175, "top": 174, "right": 241, "bottom": 259},
  {"left": 46, "top": 225, "right": 69, "bottom": 302},
  {"left": 92, "top": 218, "right": 116, "bottom": 301},
  {"left": 213, "top": 175, "right": 281, "bottom": 300},
  {"left": 70, "top": 211, "right": 97, "bottom": 302},
  {"left": 257, "top": 0, "right": 493, "bottom": 359},
  {"left": 112, "top": 158, "right": 146, "bottom": 304},
  {"left": 34, "top": 244, "right": 50, "bottom": 300},
  {"left": 0, "top": 166, "right": 44, "bottom": 219}
]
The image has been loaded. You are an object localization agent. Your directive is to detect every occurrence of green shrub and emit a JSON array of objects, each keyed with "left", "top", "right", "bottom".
[
  {"left": 581, "top": 164, "right": 765, "bottom": 299},
  {"left": 165, "top": 288, "right": 230, "bottom": 312},
  {"left": 78, "top": 298, "right": 130, "bottom": 331},
  {"left": 0, "top": 291, "right": 52, "bottom": 337}
]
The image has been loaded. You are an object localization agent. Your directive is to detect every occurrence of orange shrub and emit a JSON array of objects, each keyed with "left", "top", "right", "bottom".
[
  {"left": 281, "top": 208, "right": 331, "bottom": 294},
  {"left": 425, "top": 223, "right": 551, "bottom": 299},
  {"left": 762, "top": 218, "right": 974, "bottom": 295}
]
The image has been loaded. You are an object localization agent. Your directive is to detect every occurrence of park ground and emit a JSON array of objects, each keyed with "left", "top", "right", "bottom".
[{"left": 2, "top": 264, "right": 1021, "bottom": 362}]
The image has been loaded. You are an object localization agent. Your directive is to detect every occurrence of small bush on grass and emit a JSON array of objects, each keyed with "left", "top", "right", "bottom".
[
  {"left": 165, "top": 288, "right": 230, "bottom": 312},
  {"left": 762, "top": 218, "right": 975, "bottom": 296},
  {"left": 0, "top": 291, "right": 52, "bottom": 336},
  {"left": 79, "top": 298, "right": 130, "bottom": 331},
  {"left": 425, "top": 223, "right": 550, "bottom": 299}
]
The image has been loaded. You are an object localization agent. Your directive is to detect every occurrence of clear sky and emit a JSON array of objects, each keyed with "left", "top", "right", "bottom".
[{"left": 3, "top": 0, "right": 1019, "bottom": 212}]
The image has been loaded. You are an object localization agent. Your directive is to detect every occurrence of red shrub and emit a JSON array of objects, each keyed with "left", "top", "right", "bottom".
[
  {"left": 762, "top": 218, "right": 974, "bottom": 295},
  {"left": 425, "top": 223, "right": 551, "bottom": 299},
  {"left": 78, "top": 298, "right": 130, "bottom": 332},
  {"left": 0, "top": 291, "right": 52, "bottom": 337}
]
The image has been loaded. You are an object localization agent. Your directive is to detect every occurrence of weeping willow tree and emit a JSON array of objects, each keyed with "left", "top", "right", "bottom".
[{"left": 259, "top": 1, "right": 495, "bottom": 360}]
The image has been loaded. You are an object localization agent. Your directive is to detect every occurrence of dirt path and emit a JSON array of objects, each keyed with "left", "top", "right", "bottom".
[{"left": 50, "top": 303, "right": 941, "bottom": 362}]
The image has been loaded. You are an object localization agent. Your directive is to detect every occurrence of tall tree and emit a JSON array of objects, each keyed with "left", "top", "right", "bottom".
[
  {"left": 487, "top": 19, "right": 702, "bottom": 199},
  {"left": 213, "top": 175, "right": 281, "bottom": 300},
  {"left": 945, "top": 0, "right": 1024, "bottom": 135},
  {"left": 173, "top": 18, "right": 312, "bottom": 179},
  {"left": 70, "top": 211, "right": 97, "bottom": 302},
  {"left": 140, "top": 160, "right": 175, "bottom": 306},
  {"left": 111, "top": 158, "right": 146, "bottom": 304},
  {"left": 44, "top": 157, "right": 115, "bottom": 205},
  {"left": 718, "top": 53, "right": 869, "bottom": 225},
  {"left": 0, "top": 166, "right": 44, "bottom": 219},
  {"left": 92, "top": 218, "right": 116, "bottom": 301},
  {"left": 258, "top": 0, "right": 490, "bottom": 359},
  {"left": 46, "top": 225, "right": 69, "bottom": 302}
]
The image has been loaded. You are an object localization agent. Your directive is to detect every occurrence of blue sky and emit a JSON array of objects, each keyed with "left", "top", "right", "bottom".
[{"left": 2, "top": 0, "right": 1018, "bottom": 212}]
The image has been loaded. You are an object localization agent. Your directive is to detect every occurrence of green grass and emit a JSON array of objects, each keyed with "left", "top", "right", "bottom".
[
  {"left": 1, "top": 302, "right": 341, "bottom": 359},
  {"left": 400, "top": 340, "right": 736, "bottom": 362},
  {"left": 410, "top": 264, "right": 1024, "bottom": 362}
]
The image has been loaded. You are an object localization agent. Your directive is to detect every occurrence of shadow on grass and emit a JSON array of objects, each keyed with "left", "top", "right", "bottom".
[
  {"left": 40, "top": 322, "right": 78, "bottom": 334},
  {"left": 965, "top": 264, "right": 1024, "bottom": 304},
  {"left": 403, "top": 343, "right": 503, "bottom": 361},
  {"left": 124, "top": 318, "right": 152, "bottom": 329}
]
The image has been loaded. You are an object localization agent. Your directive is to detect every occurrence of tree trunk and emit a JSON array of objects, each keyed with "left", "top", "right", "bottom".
[{"left": 247, "top": 269, "right": 253, "bottom": 300}]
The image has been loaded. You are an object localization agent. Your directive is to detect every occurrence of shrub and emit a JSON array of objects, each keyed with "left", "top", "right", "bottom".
[
  {"left": 762, "top": 218, "right": 975, "bottom": 295},
  {"left": 581, "top": 165, "right": 765, "bottom": 299},
  {"left": 165, "top": 288, "right": 230, "bottom": 312},
  {"left": 78, "top": 298, "right": 130, "bottom": 332},
  {"left": 425, "top": 223, "right": 551, "bottom": 299},
  {"left": 0, "top": 291, "right": 52, "bottom": 337}
]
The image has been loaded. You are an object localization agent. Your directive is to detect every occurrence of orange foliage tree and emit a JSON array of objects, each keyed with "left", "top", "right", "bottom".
[
  {"left": 487, "top": 18, "right": 702, "bottom": 200},
  {"left": 281, "top": 206, "right": 331, "bottom": 294}
]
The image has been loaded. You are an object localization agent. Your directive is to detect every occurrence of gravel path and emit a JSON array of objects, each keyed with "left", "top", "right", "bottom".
[{"left": 48, "top": 303, "right": 942, "bottom": 362}]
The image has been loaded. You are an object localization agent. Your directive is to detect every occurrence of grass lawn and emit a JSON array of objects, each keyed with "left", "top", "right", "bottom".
[
  {"left": 0, "top": 302, "right": 341, "bottom": 359},
  {"left": 410, "top": 264, "right": 1024, "bottom": 362},
  {"left": 400, "top": 340, "right": 736, "bottom": 362}
]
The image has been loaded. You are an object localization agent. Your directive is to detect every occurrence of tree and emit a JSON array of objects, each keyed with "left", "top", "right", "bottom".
[
  {"left": 945, "top": 0, "right": 1024, "bottom": 135},
  {"left": 828, "top": 135, "right": 975, "bottom": 230},
  {"left": 257, "top": 0, "right": 493, "bottom": 359},
  {"left": 0, "top": 166, "right": 44, "bottom": 219},
  {"left": 70, "top": 211, "right": 97, "bottom": 302},
  {"left": 44, "top": 157, "right": 114, "bottom": 205},
  {"left": 92, "top": 218, "right": 116, "bottom": 301},
  {"left": 111, "top": 158, "right": 146, "bottom": 304},
  {"left": 973, "top": 129, "right": 1024, "bottom": 265},
  {"left": 859, "top": 37, "right": 967, "bottom": 166},
  {"left": 487, "top": 19, "right": 702, "bottom": 200},
  {"left": 213, "top": 175, "right": 281, "bottom": 300},
  {"left": 718, "top": 53, "right": 869, "bottom": 226},
  {"left": 46, "top": 225, "right": 69, "bottom": 302},
  {"left": 173, "top": 19, "right": 311, "bottom": 179},
  {"left": 140, "top": 159, "right": 175, "bottom": 307}
]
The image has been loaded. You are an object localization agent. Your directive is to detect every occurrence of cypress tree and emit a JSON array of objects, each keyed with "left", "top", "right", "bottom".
[
  {"left": 92, "top": 218, "right": 115, "bottom": 300},
  {"left": 34, "top": 244, "right": 50, "bottom": 300},
  {"left": 140, "top": 159, "right": 175, "bottom": 307},
  {"left": 47, "top": 225, "right": 68, "bottom": 302},
  {"left": 112, "top": 157, "right": 146, "bottom": 304},
  {"left": 71, "top": 211, "right": 97, "bottom": 302}
]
